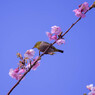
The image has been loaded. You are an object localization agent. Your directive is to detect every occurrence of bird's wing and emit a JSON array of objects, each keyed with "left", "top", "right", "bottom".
[{"left": 41, "top": 41, "right": 56, "bottom": 52}]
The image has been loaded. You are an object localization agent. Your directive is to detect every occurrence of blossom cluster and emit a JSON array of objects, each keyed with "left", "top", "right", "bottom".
[
  {"left": 86, "top": 84, "right": 95, "bottom": 95},
  {"left": 9, "top": 49, "right": 40, "bottom": 80},
  {"left": 9, "top": 26, "right": 66, "bottom": 80},
  {"left": 9, "top": 25, "right": 66, "bottom": 80},
  {"left": 73, "top": 2, "right": 89, "bottom": 18},
  {"left": 46, "top": 26, "right": 65, "bottom": 45}
]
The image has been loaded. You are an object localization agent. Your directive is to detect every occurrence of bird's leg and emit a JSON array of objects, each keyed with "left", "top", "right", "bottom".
[{"left": 39, "top": 50, "right": 41, "bottom": 56}]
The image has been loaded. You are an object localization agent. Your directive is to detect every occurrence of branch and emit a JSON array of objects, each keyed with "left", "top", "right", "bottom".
[{"left": 7, "top": 5, "right": 93, "bottom": 95}]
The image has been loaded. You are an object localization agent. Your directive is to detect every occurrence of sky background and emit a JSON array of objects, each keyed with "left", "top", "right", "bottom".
[{"left": 0, "top": 0, "right": 95, "bottom": 95}]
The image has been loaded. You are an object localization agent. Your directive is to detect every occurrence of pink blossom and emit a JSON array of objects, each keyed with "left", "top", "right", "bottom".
[
  {"left": 9, "top": 68, "right": 18, "bottom": 79},
  {"left": 14, "top": 68, "right": 19, "bottom": 73},
  {"left": 46, "top": 26, "right": 62, "bottom": 41},
  {"left": 25, "top": 63, "right": 31, "bottom": 69},
  {"left": 86, "top": 84, "right": 94, "bottom": 90},
  {"left": 92, "top": 87, "right": 95, "bottom": 91},
  {"left": 73, "top": 2, "right": 89, "bottom": 18},
  {"left": 51, "top": 35, "right": 57, "bottom": 40},
  {"left": 9, "top": 68, "right": 26, "bottom": 80},
  {"left": 32, "top": 63, "right": 40, "bottom": 70},
  {"left": 46, "top": 32, "right": 52, "bottom": 38},
  {"left": 31, "top": 56, "right": 40, "bottom": 70},
  {"left": 88, "top": 91, "right": 95, "bottom": 95},
  {"left": 79, "top": 2, "right": 89, "bottom": 13},
  {"left": 17, "top": 74, "right": 23, "bottom": 80},
  {"left": 87, "top": 85, "right": 95, "bottom": 95},
  {"left": 26, "top": 56, "right": 40, "bottom": 70},
  {"left": 51, "top": 26, "right": 61, "bottom": 35},
  {"left": 24, "top": 49, "right": 35, "bottom": 59},
  {"left": 46, "top": 32, "right": 52, "bottom": 41},
  {"left": 73, "top": 9, "right": 85, "bottom": 18},
  {"left": 26, "top": 62, "right": 40, "bottom": 71},
  {"left": 18, "top": 69, "right": 26, "bottom": 73},
  {"left": 46, "top": 32, "right": 57, "bottom": 41},
  {"left": 56, "top": 39, "right": 65, "bottom": 45}
]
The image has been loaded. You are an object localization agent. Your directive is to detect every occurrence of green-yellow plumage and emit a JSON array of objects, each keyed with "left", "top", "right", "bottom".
[{"left": 33, "top": 41, "right": 63, "bottom": 55}]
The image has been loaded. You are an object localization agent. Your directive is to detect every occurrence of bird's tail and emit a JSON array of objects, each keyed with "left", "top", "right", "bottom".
[{"left": 56, "top": 49, "right": 64, "bottom": 53}]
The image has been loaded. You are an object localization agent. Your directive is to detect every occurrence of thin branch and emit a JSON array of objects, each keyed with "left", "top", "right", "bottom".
[{"left": 7, "top": 6, "right": 93, "bottom": 95}]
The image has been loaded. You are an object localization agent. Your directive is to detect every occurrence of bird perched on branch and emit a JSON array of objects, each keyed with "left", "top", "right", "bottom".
[{"left": 33, "top": 41, "right": 64, "bottom": 55}]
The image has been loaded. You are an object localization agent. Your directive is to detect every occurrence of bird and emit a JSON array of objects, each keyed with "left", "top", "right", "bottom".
[{"left": 33, "top": 41, "right": 64, "bottom": 55}]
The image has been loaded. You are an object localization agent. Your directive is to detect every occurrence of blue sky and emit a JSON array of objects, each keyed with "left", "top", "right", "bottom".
[{"left": 0, "top": 0, "right": 95, "bottom": 95}]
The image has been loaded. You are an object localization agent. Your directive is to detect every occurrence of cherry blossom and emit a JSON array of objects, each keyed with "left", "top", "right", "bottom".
[
  {"left": 26, "top": 56, "right": 40, "bottom": 70},
  {"left": 73, "top": 2, "right": 89, "bottom": 18},
  {"left": 24, "top": 49, "right": 35, "bottom": 59},
  {"left": 51, "top": 26, "right": 62, "bottom": 35},
  {"left": 9, "top": 68, "right": 26, "bottom": 80},
  {"left": 56, "top": 39, "right": 65, "bottom": 45}
]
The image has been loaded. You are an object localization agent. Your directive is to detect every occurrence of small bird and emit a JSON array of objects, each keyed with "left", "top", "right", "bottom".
[{"left": 33, "top": 41, "right": 64, "bottom": 55}]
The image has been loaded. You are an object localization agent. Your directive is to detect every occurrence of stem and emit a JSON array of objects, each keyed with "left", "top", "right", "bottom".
[
  {"left": 7, "top": 6, "right": 93, "bottom": 95},
  {"left": 62, "top": 18, "right": 81, "bottom": 37}
]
